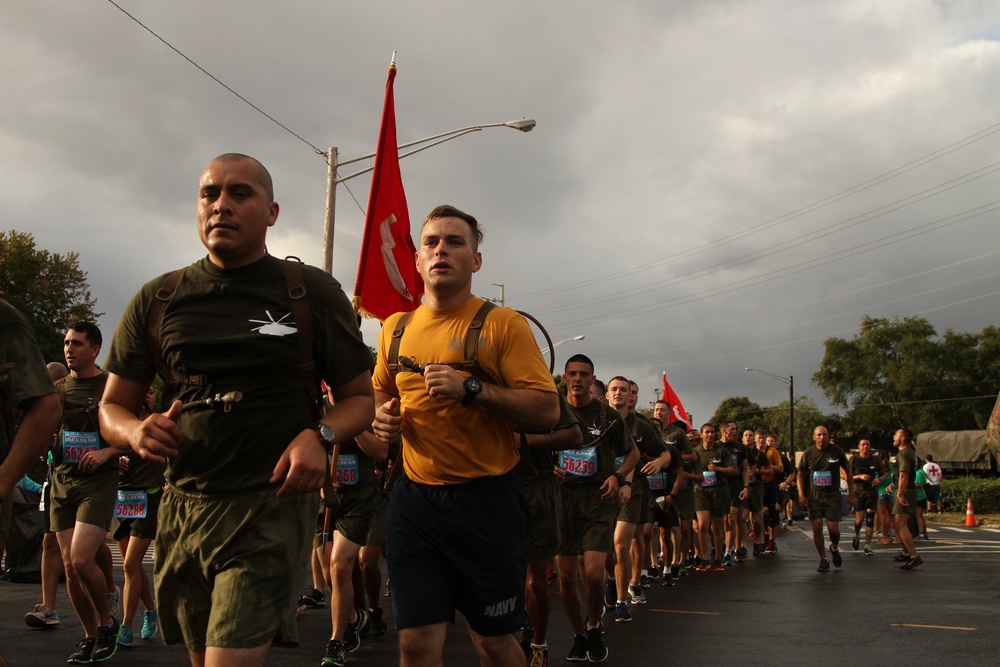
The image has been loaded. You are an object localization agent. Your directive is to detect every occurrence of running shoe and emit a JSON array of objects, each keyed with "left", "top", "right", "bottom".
[
  {"left": 321, "top": 639, "right": 348, "bottom": 667},
  {"left": 694, "top": 563, "right": 711, "bottom": 573},
  {"left": 817, "top": 559, "right": 830, "bottom": 572},
  {"left": 343, "top": 608, "right": 368, "bottom": 653},
  {"left": 297, "top": 586, "right": 325, "bottom": 610},
  {"left": 830, "top": 548, "right": 843, "bottom": 568},
  {"left": 107, "top": 585, "right": 121, "bottom": 619},
  {"left": 586, "top": 626, "right": 608, "bottom": 662},
  {"left": 614, "top": 601, "right": 631, "bottom": 623},
  {"left": 368, "top": 607, "right": 387, "bottom": 638},
  {"left": 141, "top": 610, "right": 159, "bottom": 640},
  {"left": 891, "top": 552, "right": 913, "bottom": 563},
  {"left": 566, "top": 634, "right": 589, "bottom": 662},
  {"left": 603, "top": 578, "right": 616, "bottom": 609},
  {"left": 736, "top": 546, "right": 747, "bottom": 562},
  {"left": 670, "top": 565, "right": 681, "bottom": 581},
  {"left": 520, "top": 622, "right": 534, "bottom": 652},
  {"left": 68, "top": 637, "right": 96, "bottom": 664},
  {"left": 629, "top": 583, "right": 646, "bottom": 605},
  {"left": 752, "top": 543, "right": 761, "bottom": 557},
  {"left": 529, "top": 645, "right": 548, "bottom": 667},
  {"left": 91, "top": 618, "right": 120, "bottom": 662},
  {"left": 713, "top": 560, "right": 725, "bottom": 572},
  {"left": 24, "top": 604, "right": 60, "bottom": 628},
  {"left": 864, "top": 545, "right": 874, "bottom": 556},
  {"left": 118, "top": 624, "right": 134, "bottom": 647},
  {"left": 640, "top": 572, "right": 650, "bottom": 588},
  {"left": 852, "top": 534, "right": 860, "bottom": 551},
  {"left": 723, "top": 553, "right": 735, "bottom": 567},
  {"left": 764, "top": 540, "right": 777, "bottom": 554},
  {"left": 901, "top": 555, "right": 924, "bottom": 570}
]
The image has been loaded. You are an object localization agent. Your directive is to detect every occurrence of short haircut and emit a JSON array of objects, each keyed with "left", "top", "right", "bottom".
[
  {"left": 701, "top": 423, "right": 716, "bottom": 432},
  {"left": 607, "top": 375, "right": 630, "bottom": 387},
  {"left": 899, "top": 428, "right": 913, "bottom": 443},
  {"left": 925, "top": 454, "right": 934, "bottom": 462},
  {"left": 423, "top": 204, "right": 483, "bottom": 250},
  {"left": 593, "top": 378, "right": 606, "bottom": 394},
  {"left": 211, "top": 153, "right": 274, "bottom": 201},
  {"left": 565, "top": 354, "right": 595, "bottom": 373},
  {"left": 67, "top": 321, "right": 102, "bottom": 347},
  {"left": 654, "top": 400, "right": 669, "bottom": 408}
]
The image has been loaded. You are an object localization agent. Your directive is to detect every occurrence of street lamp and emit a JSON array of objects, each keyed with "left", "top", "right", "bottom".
[
  {"left": 745, "top": 368, "right": 795, "bottom": 453},
  {"left": 540, "top": 335, "right": 585, "bottom": 355},
  {"left": 322, "top": 118, "right": 537, "bottom": 273}
]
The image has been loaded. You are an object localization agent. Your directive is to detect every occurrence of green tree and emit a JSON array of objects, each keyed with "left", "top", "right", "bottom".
[
  {"left": 709, "top": 396, "right": 765, "bottom": 431},
  {"left": 0, "top": 231, "right": 101, "bottom": 362},
  {"left": 813, "top": 315, "right": 1000, "bottom": 435}
]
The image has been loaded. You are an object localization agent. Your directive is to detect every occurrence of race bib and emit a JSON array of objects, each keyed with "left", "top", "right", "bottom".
[
  {"left": 61, "top": 431, "right": 99, "bottom": 465},
  {"left": 701, "top": 470, "right": 718, "bottom": 487},
  {"left": 561, "top": 446, "right": 598, "bottom": 478},
  {"left": 114, "top": 490, "right": 148, "bottom": 519},
  {"left": 336, "top": 453, "right": 360, "bottom": 486},
  {"left": 648, "top": 473, "right": 667, "bottom": 491},
  {"left": 813, "top": 470, "right": 833, "bottom": 488}
]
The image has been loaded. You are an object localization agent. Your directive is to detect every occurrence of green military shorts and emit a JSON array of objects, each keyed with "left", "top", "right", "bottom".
[
  {"left": 154, "top": 486, "right": 316, "bottom": 651},
  {"left": 748, "top": 485, "right": 764, "bottom": 513},
  {"left": 807, "top": 491, "right": 842, "bottom": 522},
  {"left": 617, "top": 483, "right": 649, "bottom": 525},
  {"left": 675, "top": 485, "right": 696, "bottom": 521},
  {"left": 111, "top": 486, "right": 163, "bottom": 541},
  {"left": 694, "top": 484, "right": 731, "bottom": 517},
  {"left": 892, "top": 491, "right": 918, "bottom": 517},
  {"left": 365, "top": 490, "right": 389, "bottom": 548},
  {"left": 335, "top": 483, "right": 379, "bottom": 546},
  {"left": 558, "top": 484, "right": 616, "bottom": 556},
  {"left": 49, "top": 469, "right": 117, "bottom": 533},
  {"left": 853, "top": 488, "right": 879, "bottom": 513},
  {"left": 522, "top": 475, "right": 560, "bottom": 561}
]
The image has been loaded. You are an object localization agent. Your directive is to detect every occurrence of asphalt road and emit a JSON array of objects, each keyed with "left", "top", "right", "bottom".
[{"left": 2, "top": 519, "right": 999, "bottom": 666}]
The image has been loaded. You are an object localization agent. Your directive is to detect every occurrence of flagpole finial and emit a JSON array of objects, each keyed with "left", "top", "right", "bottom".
[{"left": 390, "top": 51, "right": 397, "bottom": 68}]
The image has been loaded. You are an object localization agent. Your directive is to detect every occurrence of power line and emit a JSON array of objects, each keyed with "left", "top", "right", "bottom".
[{"left": 105, "top": 0, "right": 327, "bottom": 158}]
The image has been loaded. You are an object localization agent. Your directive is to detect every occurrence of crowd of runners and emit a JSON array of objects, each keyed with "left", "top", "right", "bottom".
[{"left": 0, "top": 153, "right": 927, "bottom": 667}]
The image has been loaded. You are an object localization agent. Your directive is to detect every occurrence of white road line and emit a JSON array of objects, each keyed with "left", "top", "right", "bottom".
[{"left": 939, "top": 527, "right": 974, "bottom": 533}]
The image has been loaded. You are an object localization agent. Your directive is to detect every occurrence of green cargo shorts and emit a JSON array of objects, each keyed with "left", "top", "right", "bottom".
[
  {"left": 154, "top": 486, "right": 317, "bottom": 651},
  {"left": 558, "top": 484, "right": 615, "bottom": 556},
  {"left": 49, "top": 469, "right": 117, "bottom": 533},
  {"left": 522, "top": 475, "right": 560, "bottom": 561}
]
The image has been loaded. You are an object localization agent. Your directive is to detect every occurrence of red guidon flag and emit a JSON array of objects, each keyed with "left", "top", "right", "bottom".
[
  {"left": 661, "top": 372, "right": 691, "bottom": 429},
  {"left": 353, "top": 63, "right": 423, "bottom": 321}
]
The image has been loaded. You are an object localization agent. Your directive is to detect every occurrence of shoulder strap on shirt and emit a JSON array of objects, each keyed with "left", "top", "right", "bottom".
[
  {"left": 388, "top": 300, "right": 499, "bottom": 384},
  {"left": 146, "top": 268, "right": 188, "bottom": 385},
  {"left": 282, "top": 258, "right": 321, "bottom": 416}
]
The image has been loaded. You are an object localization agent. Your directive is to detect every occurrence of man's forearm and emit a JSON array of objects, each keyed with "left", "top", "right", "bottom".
[
  {"left": 475, "top": 386, "right": 559, "bottom": 432},
  {"left": 0, "top": 394, "right": 61, "bottom": 498}
]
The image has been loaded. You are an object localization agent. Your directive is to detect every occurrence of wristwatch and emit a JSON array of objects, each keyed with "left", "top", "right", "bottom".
[
  {"left": 310, "top": 422, "right": 336, "bottom": 451},
  {"left": 460, "top": 377, "right": 483, "bottom": 407}
]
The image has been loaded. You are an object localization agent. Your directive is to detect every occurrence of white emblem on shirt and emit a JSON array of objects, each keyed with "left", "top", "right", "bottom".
[{"left": 250, "top": 311, "right": 297, "bottom": 336}]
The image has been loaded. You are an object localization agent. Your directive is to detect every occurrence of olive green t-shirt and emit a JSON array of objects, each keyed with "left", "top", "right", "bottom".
[
  {"left": 798, "top": 444, "right": 850, "bottom": 496},
  {"left": 515, "top": 394, "right": 581, "bottom": 481},
  {"left": 624, "top": 413, "right": 666, "bottom": 486},
  {"left": 695, "top": 444, "right": 734, "bottom": 489},
  {"left": 0, "top": 298, "right": 56, "bottom": 463},
  {"left": 104, "top": 255, "right": 373, "bottom": 493},
  {"left": 850, "top": 453, "right": 883, "bottom": 492},
  {"left": 53, "top": 372, "right": 117, "bottom": 477},
  {"left": 560, "top": 399, "right": 634, "bottom": 489}
]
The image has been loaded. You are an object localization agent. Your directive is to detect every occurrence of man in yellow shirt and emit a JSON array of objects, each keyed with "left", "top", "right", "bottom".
[{"left": 373, "top": 205, "right": 559, "bottom": 667}]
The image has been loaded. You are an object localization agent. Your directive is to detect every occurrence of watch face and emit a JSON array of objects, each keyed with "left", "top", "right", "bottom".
[
  {"left": 317, "top": 423, "right": 334, "bottom": 443},
  {"left": 466, "top": 377, "right": 483, "bottom": 392}
]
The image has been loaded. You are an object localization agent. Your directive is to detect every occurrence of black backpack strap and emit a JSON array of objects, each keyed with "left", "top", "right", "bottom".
[
  {"left": 282, "top": 259, "right": 321, "bottom": 417},
  {"left": 145, "top": 268, "right": 190, "bottom": 385},
  {"left": 387, "top": 311, "right": 415, "bottom": 376}
]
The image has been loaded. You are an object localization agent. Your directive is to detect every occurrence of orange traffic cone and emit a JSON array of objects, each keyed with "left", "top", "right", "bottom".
[{"left": 965, "top": 497, "right": 977, "bottom": 527}]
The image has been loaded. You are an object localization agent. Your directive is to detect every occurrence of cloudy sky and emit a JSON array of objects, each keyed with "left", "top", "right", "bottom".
[{"left": 5, "top": 1, "right": 1000, "bottom": 425}]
